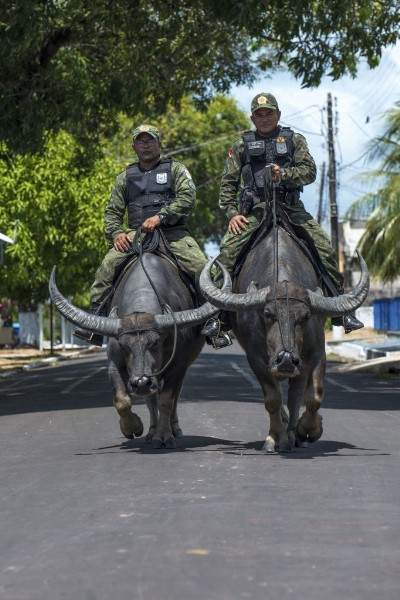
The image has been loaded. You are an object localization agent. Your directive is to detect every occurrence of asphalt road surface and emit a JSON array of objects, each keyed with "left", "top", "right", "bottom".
[{"left": 1, "top": 340, "right": 400, "bottom": 600}]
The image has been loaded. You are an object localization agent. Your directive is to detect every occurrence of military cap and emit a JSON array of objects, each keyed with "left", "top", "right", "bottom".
[
  {"left": 251, "top": 93, "right": 279, "bottom": 113},
  {"left": 132, "top": 124, "right": 160, "bottom": 140}
]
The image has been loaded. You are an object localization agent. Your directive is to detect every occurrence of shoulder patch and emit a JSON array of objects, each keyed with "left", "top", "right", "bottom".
[{"left": 183, "top": 167, "right": 192, "bottom": 180}]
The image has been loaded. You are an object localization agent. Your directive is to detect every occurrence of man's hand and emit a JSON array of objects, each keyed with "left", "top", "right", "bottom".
[
  {"left": 271, "top": 163, "right": 283, "bottom": 182},
  {"left": 228, "top": 214, "right": 249, "bottom": 235},
  {"left": 113, "top": 232, "right": 132, "bottom": 253},
  {"left": 142, "top": 215, "right": 161, "bottom": 233}
]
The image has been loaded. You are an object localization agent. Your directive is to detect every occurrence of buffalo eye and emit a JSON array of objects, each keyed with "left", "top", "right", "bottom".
[{"left": 264, "top": 309, "right": 275, "bottom": 321}]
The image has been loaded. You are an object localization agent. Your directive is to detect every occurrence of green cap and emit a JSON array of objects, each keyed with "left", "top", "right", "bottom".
[
  {"left": 251, "top": 93, "right": 279, "bottom": 113},
  {"left": 132, "top": 124, "right": 160, "bottom": 140}
]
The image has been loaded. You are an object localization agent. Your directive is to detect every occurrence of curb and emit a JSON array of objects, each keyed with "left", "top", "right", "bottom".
[{"left": 0, "top": 347, "right": 105, "bottom": 379}]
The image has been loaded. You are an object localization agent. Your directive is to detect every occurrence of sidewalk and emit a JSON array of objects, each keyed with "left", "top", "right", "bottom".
[{"left": 0, "top": 345, "right": 105, "bottom": 378}]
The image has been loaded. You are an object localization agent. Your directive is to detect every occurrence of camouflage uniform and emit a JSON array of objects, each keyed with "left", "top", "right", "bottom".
[
  {"left": 90, "top": 157, "right": 207, "bottom": 305},
  {"left": 218, "top": 131, "right": 344, "bottom": 291}
]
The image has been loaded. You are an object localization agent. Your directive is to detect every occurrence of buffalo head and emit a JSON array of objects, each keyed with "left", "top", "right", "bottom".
[
  {"left": 199, "top": 253, "right": 369, "bottom": 377},
  {"left": 48, "top": 265, "right": 230, "bottom": 396}
]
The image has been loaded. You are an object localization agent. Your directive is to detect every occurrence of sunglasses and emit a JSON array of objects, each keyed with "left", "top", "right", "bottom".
[{"left": 134, "top": 139, "right": 159, "bottom": 146}]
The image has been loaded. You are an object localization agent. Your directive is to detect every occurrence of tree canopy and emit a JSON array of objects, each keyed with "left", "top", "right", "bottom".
[
  {"left": 0, "top": 132, "right": 118, "bottom": 304},
  {"left": 345, "top": 102, "right": 400, "bottom": 282},
  {"left": 1, "top": 0, "right": 399, "bottom": 154}
]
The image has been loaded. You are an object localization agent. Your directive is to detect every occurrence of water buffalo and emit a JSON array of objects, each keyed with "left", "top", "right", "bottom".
[
  {"left": 49, "top": 253, "right": 227, "bottom": 448},
  {"left": 200, "top": 222, "right": 369, "bottom": 453}
]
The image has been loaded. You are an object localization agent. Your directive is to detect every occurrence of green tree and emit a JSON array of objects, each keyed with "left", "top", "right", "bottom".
[
  {"left": 1, "top": 0, "right": 398, "bottom": 155},
  {"left": 345, "top": 102, "right": 400, "bottom": 282},
  {"left": 0, "top": 132, "right": 120, "bottom": 304}
]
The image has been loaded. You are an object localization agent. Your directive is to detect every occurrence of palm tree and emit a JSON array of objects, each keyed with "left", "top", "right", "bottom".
[{"left": 345, "top": 102, "right": 400, "bottom": 282}]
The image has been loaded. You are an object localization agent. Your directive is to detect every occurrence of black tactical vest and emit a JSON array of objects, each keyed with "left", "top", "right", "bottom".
[
  {"left": 126, "top": 158, "right": 175, "bottom": 228},
  {"left": 241, "top": 127, "right": 296, "bottom": 199}
]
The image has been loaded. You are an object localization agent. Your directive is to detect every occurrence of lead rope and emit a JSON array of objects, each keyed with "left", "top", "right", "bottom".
[
  {"left": 265, "top": 166, "right": 291, "bottom": 353},
  {"left": 124, "top": 227, "right": 178, "bottom": 379}
]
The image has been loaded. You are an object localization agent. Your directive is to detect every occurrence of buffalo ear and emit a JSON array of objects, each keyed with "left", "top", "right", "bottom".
[
  {"left": 109, "top": 306, "right": 119, "bottom": 318},
  {"left": 247, "top": 281, "right": 259, "bottom": 292}
]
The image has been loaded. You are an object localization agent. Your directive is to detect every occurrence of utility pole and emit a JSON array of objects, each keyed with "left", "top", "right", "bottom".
[
  {"left": 317, "top": 161, "right": 326, "bottom": 225},
  {"left": 327, "top": 93, "right": 339, "bottom": 258}
]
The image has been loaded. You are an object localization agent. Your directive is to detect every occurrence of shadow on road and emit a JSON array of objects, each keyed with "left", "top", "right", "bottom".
[{"left": 76, "top": 436, "right": 390, "bottom": 459}]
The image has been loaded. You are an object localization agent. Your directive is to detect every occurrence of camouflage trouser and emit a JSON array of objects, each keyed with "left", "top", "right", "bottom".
[
  {"left": 90, "top": 227, "right": 208, "bottom": 305},
  {"left": 217, "top": 201, "right": 344, "bottom": 291}
]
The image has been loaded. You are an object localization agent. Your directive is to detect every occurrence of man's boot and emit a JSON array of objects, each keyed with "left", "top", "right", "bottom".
[
  {"left": 74, "top": 303, "right": 104, "bottom": 347},
  {"left": 331, "top": 314, "right": 364, "bottom": 334},
  {"left": 201, "top": 312, "right": 232, "bottom": 349}
]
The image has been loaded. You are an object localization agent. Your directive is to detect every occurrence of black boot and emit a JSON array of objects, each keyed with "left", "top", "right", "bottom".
[
  {"left": 74, "top": 303, "right": 104, "bottom": 347},
  {"left": 201, "top": 313, "right": 232, "bottom": 349},
  {"left": 331, "top": 314, "right": 364, "bottom": 334}
]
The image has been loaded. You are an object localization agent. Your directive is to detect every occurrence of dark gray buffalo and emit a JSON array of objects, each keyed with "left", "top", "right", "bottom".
[
  {"left": 200, "top": 224, "right": 369, "bottom": 453},
  {"left": 49, "top": 254, "right": 226, "bottom": 448}
]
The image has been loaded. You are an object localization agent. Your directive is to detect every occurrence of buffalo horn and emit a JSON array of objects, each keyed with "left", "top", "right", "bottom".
[
  {"left": 49, "top": 267, "right": 122, "bottom": 337},
  {"left": 154, "top": 259, "right": 231, "bottom": 330},
  {"left": 199, "top": 258, "right": 271, "bottom": 310},
  {"left": 307, "top": 251, "right": 370, "bottom": 316}
]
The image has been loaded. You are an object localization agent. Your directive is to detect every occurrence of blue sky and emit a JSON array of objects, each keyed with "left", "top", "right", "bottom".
[{"left": 230, "top": 43, "right": 400, "bottom": 227}]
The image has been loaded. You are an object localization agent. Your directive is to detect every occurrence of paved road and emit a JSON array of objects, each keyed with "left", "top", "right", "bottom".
[{"left": 1, "top": 341, "right": 400, "bottom": 600}]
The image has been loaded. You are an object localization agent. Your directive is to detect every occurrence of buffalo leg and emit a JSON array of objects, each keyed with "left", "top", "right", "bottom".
[
  {"left": 151, "top": 385, "right": 176, "bottom": 449},
  {"left": 144, "top": 394, "right": 158, "bottom": 444},
  {"left": 170, "top": 381, "right": 184, "bottom": 439},
  {"left": 109, "top": 364, "right": 143, "bottom": 439},
  {"left": 287, "top": 374, "right": 307, "bottom": 448},
  {"left": 296, "top": 360, "right": 325, "bottom": 443},
  {"left": 259, "top": 379, "right": 291, "bottom": 453}
]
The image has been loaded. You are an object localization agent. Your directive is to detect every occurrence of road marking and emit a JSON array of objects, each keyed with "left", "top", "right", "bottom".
[
  {"left": 230, "top": 361, "right": 259, "bottom": 388},
  {"left": 325, "top": 376, "right": 358, "bottom": 392},
  {"left": 61, "top": 366, "right": 106, "bottom": 394}
]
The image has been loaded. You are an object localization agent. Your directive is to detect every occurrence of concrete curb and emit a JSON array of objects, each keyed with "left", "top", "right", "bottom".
[
  {"left": 0, "top": 347, "right": 104, "bottom": 379},
  {"left": 331, "top": 353, "right": 400, "bottom": 374}
]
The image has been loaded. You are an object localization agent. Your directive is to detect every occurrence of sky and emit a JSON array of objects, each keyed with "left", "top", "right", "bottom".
[{"left": 229, "top": 43, "right": 400, "bottom": 228}]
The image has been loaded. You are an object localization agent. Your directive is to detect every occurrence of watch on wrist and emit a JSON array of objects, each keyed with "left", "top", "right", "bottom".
[{"left": 158, "top": 213, "right": 168, "bottom": 225}]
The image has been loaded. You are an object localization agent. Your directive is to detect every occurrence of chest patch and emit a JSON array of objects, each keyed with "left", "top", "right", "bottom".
[
  {"left": 248, "top": 141, "right": 265, "bottom": 150},
  {"left": 156, "top": 173, "right": 168, "bottom": 184},
  {"left": 275, "top": 137, "right": 288, "bottom": 155}
]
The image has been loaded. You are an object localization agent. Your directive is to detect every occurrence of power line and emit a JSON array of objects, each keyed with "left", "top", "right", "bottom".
[{"left": 164, "top": 130, "right": 245, "bottom": 157}]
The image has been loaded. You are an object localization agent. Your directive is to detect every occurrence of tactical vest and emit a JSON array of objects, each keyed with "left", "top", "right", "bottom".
[
  {"left": 126, "top": 158, "right": 175, "bottom": 228},
  {"left": 241, "top": 127, "right": 297, "bottom": 200}
]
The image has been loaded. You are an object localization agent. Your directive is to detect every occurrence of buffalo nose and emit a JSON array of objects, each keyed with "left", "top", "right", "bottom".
[
  {"left": 276, "top": 350, "right": 301, "bottom": 371},
  {"left": 131, "top": 375, "right": 152, "bottom": 390}
]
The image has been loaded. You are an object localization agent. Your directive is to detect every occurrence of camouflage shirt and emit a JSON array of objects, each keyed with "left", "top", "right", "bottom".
[
  {"left": 220, "top": 127, "right": 317, "bottom": 220},
  {"left": 104, "top": 157, "right": 196, "bottom": 240}
]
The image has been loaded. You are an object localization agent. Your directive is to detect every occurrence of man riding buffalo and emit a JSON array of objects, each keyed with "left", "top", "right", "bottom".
[
  {"left": 202, "top": 92, "right": 364, "bottom": 339},
  {"left": 74, "top": 123, "right": 231, "bottom": 349}
]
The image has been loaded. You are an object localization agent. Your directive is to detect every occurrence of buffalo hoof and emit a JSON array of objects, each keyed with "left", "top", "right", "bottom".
[
  {"left": 278, "top": 441, "right": 293, "bottom": 453},
  {"left": 164, "top": 436, "right": 177, "bottom": 449},
  {"left": 151, "top": 435, "right": 177, "bottom": 450},
  {"left": 173, "top": 428, "right": 183, "bottom": 439},
  {"left": 308, "top": 426, "right": 323, "bottom": 444},
  {"left": 295, "top": 439, "right": 309, "bottom": 448},
  {"left": 261, "top": 441, "right": 276, "bottom": 453},
  {"left": 119, "top": 415, "right": 144, "bottom": 439},
  {"left": 295, "top": 427, "right": 323, "bottom": 445}
]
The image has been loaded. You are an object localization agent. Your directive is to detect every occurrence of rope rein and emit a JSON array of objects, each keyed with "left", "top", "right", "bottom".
[
  {"left": 120, "top": 227, "right": 179, "bottom": 379},
  {"left": 264, "top": 166, "right": 292, "bottom": 354}
]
